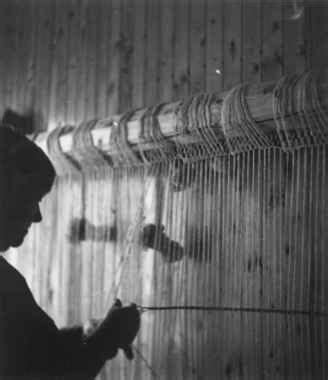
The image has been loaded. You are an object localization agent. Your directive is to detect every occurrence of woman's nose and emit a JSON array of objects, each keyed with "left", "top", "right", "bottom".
[{"left": 32, "top": 205, "right": 42, "bottom": 223}]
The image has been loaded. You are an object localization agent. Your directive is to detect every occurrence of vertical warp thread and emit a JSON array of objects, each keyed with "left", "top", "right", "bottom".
[{"left": 38, "top": 70, "right": 328, "bottom": 379}]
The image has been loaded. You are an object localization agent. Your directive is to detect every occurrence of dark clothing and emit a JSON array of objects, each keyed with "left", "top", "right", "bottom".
[{"left": 0, "top": 256, "right": 107, "bottom": 379}]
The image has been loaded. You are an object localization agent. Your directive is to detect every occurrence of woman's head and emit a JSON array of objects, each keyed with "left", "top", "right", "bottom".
[{"left": 0, "top": 125, "right": 56, "bottom": 251}]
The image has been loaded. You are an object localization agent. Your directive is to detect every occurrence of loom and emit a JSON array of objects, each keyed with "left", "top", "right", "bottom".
[{"left": 9, "top": 71, "right": 328, "bottom": 379}]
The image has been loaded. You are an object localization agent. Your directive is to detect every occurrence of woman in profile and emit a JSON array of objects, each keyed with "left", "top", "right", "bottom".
[{"left": 0, "top": 123, "right": 140, "bottom": 379}]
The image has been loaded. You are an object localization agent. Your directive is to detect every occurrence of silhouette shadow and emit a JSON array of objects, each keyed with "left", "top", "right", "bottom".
[{"left": 68, "top": 219, "right": 185, "bottom": 262}]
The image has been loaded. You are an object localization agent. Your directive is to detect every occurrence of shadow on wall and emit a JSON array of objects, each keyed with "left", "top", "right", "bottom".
[
  {"left": 68, "top": 219, "right": 184, "bottom": 263},
  {"left": 68, "top": 218, "right": 117, "bottom": 243}
]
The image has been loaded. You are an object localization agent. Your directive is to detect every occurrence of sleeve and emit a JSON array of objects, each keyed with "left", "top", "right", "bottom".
[
  {"left": 0, "top": 292, "right": 112, "bottom": 379},
  {"left": 0, "top": 260, "right": 112, "bottom": 379},
  {"left": 55, "top": 325, "right": 113, "bottom": 379}
]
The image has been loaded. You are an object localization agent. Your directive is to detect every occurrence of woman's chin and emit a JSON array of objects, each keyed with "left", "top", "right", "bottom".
[
  {"left": 0, "top": 238, "right": 22, "bottom": 251},
  {"left": 0, "top": 241, "right": 10, "bottom": 252},
  {"left": 10, "top": 232, "right": 27, "bottom": 248},
  {"left": 11, "top": 240, "right": 23, "bottom": 248},
  {"left": 0, "top": 227, "right": 29, "bottom": 250}
]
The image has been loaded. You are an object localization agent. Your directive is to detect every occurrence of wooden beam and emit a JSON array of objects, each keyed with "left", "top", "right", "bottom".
[{"left": 34, "top": 76, "right": 328, "bottom": 155}]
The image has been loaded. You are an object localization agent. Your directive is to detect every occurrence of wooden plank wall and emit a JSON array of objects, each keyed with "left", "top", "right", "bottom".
[
  {"left": 2, "top": 1, "right": 328, "bottom": 379},
  {"left": 0, "top": 0, "right": 325, "bottom": 131}
]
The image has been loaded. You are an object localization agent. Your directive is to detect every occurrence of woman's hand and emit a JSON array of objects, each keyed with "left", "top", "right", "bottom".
[{"left": 85, "top": 299, "right": 140, "bottom": 360}]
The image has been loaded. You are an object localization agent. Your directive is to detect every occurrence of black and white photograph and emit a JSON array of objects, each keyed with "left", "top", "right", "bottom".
[{"left": 0, "top": 0, "right": 327, "bottom": 378}]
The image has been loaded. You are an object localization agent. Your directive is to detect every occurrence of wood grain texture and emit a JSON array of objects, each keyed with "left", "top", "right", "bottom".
[
  {"left": 243, "top": 0, "right": 262, "bottom": 83},
  {"left": 0, "top": 1, "right": 323, "bottom": 124},
  {"left": 65, "top": 0, "right": 81, "bottom": 124},
  {"left": 189, "top": 0, "right": 206, "bottom": 94},
  {"left": 173, "top": 0, "right": 190, "bottom": 100},
  {"left": 206, "top": 0, "right": 224, "bottom": 93},
  {"left": 223, "top": 0, "right": 242, "bottom": 90},
  {"left": 34, "top": 0, "right": 56, "bottom": 130},
  {"left": 107, "top": 0, "right": 121, "bottom": 115},
  {"left": 261, "top": 0, "right": 283, "bottom": 81},
  {"left": 309, "top": 1, "right": 328, "bottom": 71},
  {"left": 1, "top": 2, "right": 328, "bottom": 379},
  {"left": 283, "top": 0, "right": 307, "bottom": 74},
  {"left": 119, "top": 0, "right": 134, "bottom": 112},
  {"left": 159, "top": 0, "right": 175, "bottom": 102},
  {"left": 145, "top": 0, "right": 161, "bottom": 106}
]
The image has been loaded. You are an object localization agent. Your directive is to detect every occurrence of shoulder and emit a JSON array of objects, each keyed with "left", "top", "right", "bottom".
[{"left": 0, "top": 256, "right": 47, "bottom": 318}]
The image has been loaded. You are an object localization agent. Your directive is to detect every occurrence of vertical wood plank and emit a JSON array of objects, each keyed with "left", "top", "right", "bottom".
[
  {"left": 206, "top": 0, "right": 223, "bottom": 93},
  {"left": 243, "top": 0, "right": 261, "bottom": 83},
  {"left": 65, "top": 0, "right": 81, "bottom": 124},
  {"left": 262, "top": 150, "right": 272, "bottom": 310},
  {"left": 131, "top": 0, "right": 146, "bottom": 109},
  {"left": 283, "top": 0, "right": 307, "bottom": 74},
  {"left": 80, "top": 178, "right": 94, "bottom": 323},
  {"left": 189, "top": 0, "right": 206, "bottom": 94},
  {"left": 67, "top": 181, "right": 83, "bottom": 326},
  {"left": 54, "top": 0, "right": 69, "bottom": 124},
  {"left": 107, "top": 0, "right": 121, "bottom": 115},
  {"left": 0, "top": 1, "right": 7, "bottom": 117},
  {"left": 145, "top": 0, "right": 161, "bottom": 106},
  {"left": 316, "top": 148, "right": 324, "bottom": 313},
  {"left": 119, "top": 0, "right": 134, "bottom": 112},
  {"left": 309, "top": 1, "right": 328, "bottom": 71},
  {"left": 84, "top": 0, "right": 98, "bottom": 119},
  {"left": 48, "top": 0, "right": 66, "bottom": 126},
  {"left": 300, "top": 149, "right": 308, "bottom": 312},
  {"left": 95, "top": 0, "right": 111, "bottom": 119},
  {"left": 23, "top": 0, "right": 38, "bottom": 114},
  {"left": 71, "top": 0, "right": 88, "bottom": 124},
  {"left": 173, "top": 0, "right": 190, "bottom": 100},
  {"left": 8, "top": 0, "right": 22, "bottom": 112},
  {"left": 223, "top": 0, "right": 242, "bottom": 90},
  {"left": 293, "top": 151, "right": 302, "bottom": 311},
  {"left": 308, "top": 148, "right": 315, "bottom": 312},
  {"left": 261, "top": 0, "right": 283, "bottom": 82},
  {"left": 321, "top": 147, "right": 328, "bottom": 314},
  {"left": 3, "top": 0, "right": 16, "bottom": 109},
  {"left": 34, "top": 1, "right": 56, "bottom": 130},
  {"left": 159, "top": 0, "right": 175, "bottom": 102}
]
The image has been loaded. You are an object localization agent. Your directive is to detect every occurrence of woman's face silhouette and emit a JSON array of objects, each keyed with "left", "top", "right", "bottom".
[
  {"left": 0, "top": 169, "right": 47, "bottom": 251},
  {"left": 7, "top": 197, "right": 43, "bottom": 248},
  {"left": 0, "top": 129, "right": 55, "bottom": 252}
]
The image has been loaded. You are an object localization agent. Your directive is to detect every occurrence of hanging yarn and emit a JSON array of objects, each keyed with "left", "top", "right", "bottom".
[
  {"left": 176, "top": 93, "right": 226, "bottom": 158},
  {"left": 220, "top": 83, "right": 272, "bottom": 153},
  {"left": 109, "top": 110, "right": 142, "bottom": 167},
  {"left": 169, "top": 94, "right": 224, "bottom": 192},
  {"left": 297, "top": 71, "right": 328, "bottom": 145},
  {"left": 102, "top": 105, "right": 168, "bottom": 306},
  {"left": 104, "top": 167, "right": 160, "bottom": 307},
  {"left": 69, "top": 119, "right": 111, "bottom": 172},
  {"left": 138, "top": 103, "right": 176, "bottom": 165},
  {"left": 272, "top": 71, "right": 328, "bottom": 150},
  {"left": 272, "top": 74, "right": 302, "bottom": 149},
  {"left": 46, "top": 125, "right": 81, "bottom": 178}
]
